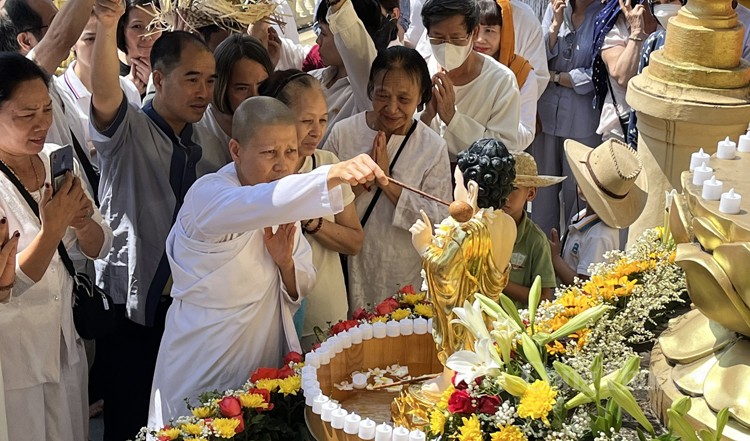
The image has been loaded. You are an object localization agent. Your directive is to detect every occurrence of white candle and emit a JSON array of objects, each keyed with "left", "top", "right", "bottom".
[
  {"left": 321, "top": 401, "right": 339, "bottom": 422},
  {"left": 341, "top": 331, "right": 352, "bottom": 348},
  {"left": 349, "top": 327, "right": 363, "bottom": 344},
  {"left": 702, "top": 176, "right": 724, "bottom": 201},
  {"left": 317, "top": 348, "right": 331, "bottom": 365},
  {"left": 373, "top": 322, "right": 387, "bottom": 339},
  {"left": 331, "top": 408, "right": 348, "bottom": 429},
  {"left": 427, "top": 318, "right": 433, "bottom": 331},
  {"left": 409, "top": 430, "right": 426, "bottom": 441},
  {"left": 360, "top": 323, "right": 374, "bottom": 340},
  {"left": 344, "top": 413, "right": 362, "bottom": 434},
  {"left": 739, "top": 124, "right": 750, "bottom": 152},
  {"left": 717, "top": 136, "right": 737, "bottom": 160},
  {"left": 690, "top": 148, "right": 711, "bottom": 170},
  {"left": 375, "top": 423, "right": 393, "bottom": 441},
  {"left": 719, "top": 188, "right": 742, "bottom": 214},
  {"left": 413, "top": 318, "right": 428, "bottom": 335},
  {"left": 312, "top": 395, "right": 329, "bottom": 414},
  {"left": 692, "top": 162, "right": 713, "bottom": 186},
  {"left": 392, "top": 427, "right": 410, "bottom": 441},
  {"left": 304, "top": 388, "right": 321, "bottom": 406},
  {"left": 331, "top": 336, "right": 343, "bottom": 354},
  {"left": 399, "top": 318, "right": 414, "bottom": 335},
  {"left": 305, "top": 352, "right": 320, "bottom": 368},
  {"left": 358, "top": 418, "right": 377, "bottom": 440},
  {"left": 352, "top": 373, "right": 368, "bottom": 389},
  {"left": 386, "top": 320, "right": 401, "bottom": 337}
]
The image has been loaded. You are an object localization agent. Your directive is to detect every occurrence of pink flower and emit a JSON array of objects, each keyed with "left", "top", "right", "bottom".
[{"left": 218, "top": 396, "right": 242, "bottom": 418}]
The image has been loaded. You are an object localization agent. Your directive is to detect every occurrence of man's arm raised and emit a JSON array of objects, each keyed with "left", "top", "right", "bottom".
[
  {"left": 30, "top": 0, "right": 95, "bottom": 74},
  {"left": 90, "top": 0, "right": 126, "bottom": 130}
]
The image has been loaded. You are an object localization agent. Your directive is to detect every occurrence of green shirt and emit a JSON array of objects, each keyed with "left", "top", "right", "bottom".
[{"left": 509, "top": 211, "right": 556, "bottom": 290}]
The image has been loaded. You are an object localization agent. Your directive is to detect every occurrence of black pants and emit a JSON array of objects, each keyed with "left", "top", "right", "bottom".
[{"left": 100, "top": 298, "right": 171, "bottom": 441}]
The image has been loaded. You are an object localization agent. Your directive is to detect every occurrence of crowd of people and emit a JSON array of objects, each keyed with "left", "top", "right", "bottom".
[{"left": 0, "top": 0, "right": 748, "bottom": 439}]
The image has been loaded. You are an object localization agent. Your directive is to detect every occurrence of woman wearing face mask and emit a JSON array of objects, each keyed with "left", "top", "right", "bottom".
[
  {"left": 323, "top": 46, "right": 451, "bottom": 311},
  {"left": 259, "top": 70, "right": 364, "bottom": 348},
  {"left": 624, "top": 0, "right": 685, "bottom": 147},
  {"left": 474, "top": 0, "right": 538, "bottom": 150},
  {"left": 527, "top": 0, "right": 604, "bottom": 238},
  {"left": 419, "top": 0, "right": 521, "bottom": 158}
]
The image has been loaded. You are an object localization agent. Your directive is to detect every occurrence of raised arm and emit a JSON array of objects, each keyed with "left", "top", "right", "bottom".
[
  {"left": 90, "top": 0, "right": 126, "bottom": 130},
  {"left": 30, "top": 0, "right": 95, "bottom": 74},
  {"left": 602, "top": 0, "right": 647, "bottom": 89}
]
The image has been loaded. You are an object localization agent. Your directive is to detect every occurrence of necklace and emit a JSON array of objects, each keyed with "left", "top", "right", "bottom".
[{"left": 0, "top": 156, "right": 42, "bottom": 199}]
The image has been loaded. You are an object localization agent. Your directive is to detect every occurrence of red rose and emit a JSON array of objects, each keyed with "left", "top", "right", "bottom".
[
  {"left": 352, "top": 308, "right": 370, "bottom": 321},
  {"left": 447, "top": 389, "right": 476, "bottom": 414},
  {"left": 218, "top": 396, "right": 242, "bottom": 418},
  {"left": 477, "top": 395, "right": 502, "bottom": 414},
  {"left": 250, "top": 367, "right": 279, "bottom": 383},
  {"left": 331, "top": 321, "right": 348, "bottom": 335},
  {"left": 277, "top": 365, "right": 295, "bottom": 379},
  {"left": 375, "top": 297, "right": 399, "bottom": 316},
  {"left": 401, "top": 285, "right": 416, "bottom": 294},
  {"left": 283, "top": 351, "right": 303, "bottom": 364},
  {"left": 248, "top": 388, "right": 274, "bottom": 411},
  {"left": 233, "top": 414, "right": 245, "bottom": 433}
]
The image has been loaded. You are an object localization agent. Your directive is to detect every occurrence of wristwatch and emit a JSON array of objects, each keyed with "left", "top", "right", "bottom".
[{"left": 553, "top": 72, "right": 561, "bottom": 85}]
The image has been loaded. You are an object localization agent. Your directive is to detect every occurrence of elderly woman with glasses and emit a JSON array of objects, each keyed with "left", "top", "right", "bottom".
[{"left": 527, "top": 0, "right": 605, "bottom": 238}]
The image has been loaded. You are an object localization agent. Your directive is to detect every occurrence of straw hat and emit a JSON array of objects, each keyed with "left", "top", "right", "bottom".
[
  {"left": 564, "top": 139, "right": 648, "bottom": 229},
  {"left": 512, "top": 152, "right": 566, "bottom": 188}
]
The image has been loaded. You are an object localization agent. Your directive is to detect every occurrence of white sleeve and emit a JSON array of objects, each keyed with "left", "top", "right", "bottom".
[
  {"left": 511, "top": 1, "right": 549, "bottom": 98},
  {"left": 285, "top": 227, "right": 316, "bottom": 304},
  {"left": 516, "top": 71, "right": 538, "bottom": 151},
  {"left": 276, "top": 37, "right": 312, "bottom": 71}
]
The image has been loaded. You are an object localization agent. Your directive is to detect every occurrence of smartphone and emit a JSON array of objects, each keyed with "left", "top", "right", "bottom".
[{"left": 50, "top": 145, "right": 74, "bottom": 193}]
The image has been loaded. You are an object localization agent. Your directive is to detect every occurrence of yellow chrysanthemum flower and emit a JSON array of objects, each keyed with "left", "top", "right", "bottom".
[
  {"left": 458, "top": 415, "right": 483, "bottom": 441},
  {"left": 371, "top": 315, "right": 389, "bottom": 323},
  {"left": 238, "top": 393, "right": 269, "bottom": 410},
  {"left": 414, "top": 303, "right": 434, "bottom": 318},
  {"left": 191, "top": 406, "right": 214, "bottom": 418},
  {"left": 156, "top": 427, "right": 181, "bottom": 440},
  {"left": 255, "top": 378, "right": 279, "bottom": 392},
  {"left": 437, "top": 385, "right": 454, "bottom": 410},
  {"left": 401, "top": 293, "right": 426, "bottom": 305},
  {"left": 429, "top": 409, "right": 447, "bottom": 435},
  {"left": 391, "top": 308, "right": 411, "bottom": 321},
  {"left": 184, "top": 438, "right": 208, "bottom": 441},
  {"left": 278, "top": 375, "right": 301, "bottom": 396},
  {"left": 491, "top": 425, "right": 527, "bottom": 441},
  {"left": 517, "top": 380, "right": 557, "bottom": 425},
  {"left": 211, "top": 418, "right": 240, "bottom": 438},
  {"left": 181, "top": 422, "right": 204, "bottom": 435}
]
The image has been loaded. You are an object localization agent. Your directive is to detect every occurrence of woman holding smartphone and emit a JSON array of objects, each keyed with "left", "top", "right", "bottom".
[{"left": 0, "top": 53, "right": 113, "bottom": 441}]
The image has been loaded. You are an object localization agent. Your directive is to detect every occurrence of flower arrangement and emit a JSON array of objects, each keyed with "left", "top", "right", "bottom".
[{"left": 135, "top": 352, "right": 310, "bottom": 441}]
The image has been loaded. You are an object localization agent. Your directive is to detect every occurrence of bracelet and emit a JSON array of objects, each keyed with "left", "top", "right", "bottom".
[
  {"left": 0, "top": 280, "right": 15, "bottom": 291},
  {"left": 628, "top": 35, "right": 644, "bottom": 42},
  {"left": 306, "top": 218, "right": 323, "bottom": 235},
  {"left": 302, "top": 219, "right": 314, "bottom": 229}
]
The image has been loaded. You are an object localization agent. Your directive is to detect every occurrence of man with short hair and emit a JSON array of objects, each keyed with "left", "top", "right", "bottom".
[{"left": 89, "top": 0, "right": 227, "bottom": 438}]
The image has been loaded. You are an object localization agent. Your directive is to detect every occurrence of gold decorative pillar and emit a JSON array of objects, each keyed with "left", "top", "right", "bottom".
[{"left": 626, "top": 0, "right": 750, "bottom": 241}]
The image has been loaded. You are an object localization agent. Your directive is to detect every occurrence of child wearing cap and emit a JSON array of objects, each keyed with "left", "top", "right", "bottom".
[
  {"left": 550, "top": 139, "right": 648, "bottom": 285},
  {"left": 502, "top": 152, "right": 565, "bottom": 304}
]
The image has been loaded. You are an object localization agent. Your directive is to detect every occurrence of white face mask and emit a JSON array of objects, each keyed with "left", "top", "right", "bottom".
[
  {"left": 430, "top": 41, "right": 473, "bottom": 71},
  {"left": 653, "top": 3, "right": 681, "bottom": 29}
]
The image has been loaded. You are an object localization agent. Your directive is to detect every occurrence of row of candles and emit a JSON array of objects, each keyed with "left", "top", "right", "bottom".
[
  {"left": 301, "top": 318, "right": 433, "bottom": 440},
  {"left": 689, "top": 135, "right": 745, "bottom": 215}
]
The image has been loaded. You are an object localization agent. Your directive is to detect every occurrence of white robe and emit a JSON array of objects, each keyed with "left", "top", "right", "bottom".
[
  {"left": 323, "top": 112, "right": 451, "bottom": 310},
  {"left": 148, "top": 164, "right": 344, "bottom": 426}
]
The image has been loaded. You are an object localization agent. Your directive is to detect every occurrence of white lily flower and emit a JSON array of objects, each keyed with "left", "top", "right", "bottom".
[
  {"left": 446, "top": 338, "right": 502, "bottom": 384},
  {"left": 450, "top": 300, "right": 491, "bottom": 340},
  {"left": 490, "top": 316, "right": 517, "bottom": 364}
]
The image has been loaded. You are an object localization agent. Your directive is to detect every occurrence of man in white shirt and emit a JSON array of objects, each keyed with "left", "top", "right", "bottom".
[{"left": 148, "top": 96, "right": 387, "bottom": 425}]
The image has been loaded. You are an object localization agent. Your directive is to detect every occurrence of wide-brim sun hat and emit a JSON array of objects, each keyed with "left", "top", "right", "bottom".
[
  {"left": 512, "top": 151, "right": 566, "bottom": 188},
  {"left": 564, "top": 138, "right": 648, "bottom": 229}
]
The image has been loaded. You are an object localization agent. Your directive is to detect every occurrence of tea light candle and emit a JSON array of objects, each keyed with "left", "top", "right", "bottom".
[
  {"left": 341, "top": 331, "right": 352, "bottom": 348},
  {"left": 399, "top": 318, "right": 414, "bottom": 335},
  {"left": 413, "top": 318, "right": 428, "bottom": 335},
  {"left": 690, "top": 148, "right": 711, "bottom": 170},
  {"left": 344, "top": 413, "right": 361, "bottom": 434},
  {"left": 352, "top": 373, "right": 368, "bottom": 389},
  {"left": 305, "top": 352, "right": 320, "bottom": 368},
  {"left": 312, "top": 395, "right": 329, "bottom": 414},
  {"left": 392, "top": 426, "right": 410, "bottom": 441},
  {"left": 360, "top": 323, "right": 374, "bottom": 340},
  {"left": 301, "top": 365, "right": 315, "bottom": 376},
  {"left": 719, "top": 188, "right": 742, "bottom": 214},
  {"left": 317, "top": 348, "right": 331, "bottom": 365},
  {"left": 321, "top": 401, "right": 338, "bottom": 422},
  {"left": 427, "top": 318, "right": 433, "bottom": 330},
  {"left": 304, "top": 388, "right": 320, "bottom": 406},
  {"left": 373, "top": 322, "right": 387, "bottom": 339},
  {"left": 302, "top": 379, "right": 319, "bottom": 390},
  {"left": 386, "top": 320, "right": 401, "bottom": 337},
  {"left": 717, "top": 136, "right": 737, "bottom": 160},
  {"left": 331, "top": 336, "right": 343, "bottom": 353},
  {"left": 358, "top": 418, "right": 377, "bottom": 440},
  {"left": 409, "top": 430, "right": 426, "bottom": 441},
  {"left": 331, "top": 408, "right": 348, "bottom": 429},
  {"left": 375, "top": 423, "right": 393, "bottom": 441},
  {"left": 692, "top": 162, "right": 713, "bottom": 186},
  {"left": 702, "top": 176, "right": 723, "bottom": 201},
  {"left": 349, "top": 327, "right": 363, "bottom": 344},
  {"left": 739, "top": 124, "right": 750, "bottom": 152}
]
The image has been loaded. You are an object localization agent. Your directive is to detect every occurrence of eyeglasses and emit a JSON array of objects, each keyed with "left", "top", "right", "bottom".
[
  {"left": 562, "top": 32, "right": 575, "bottom": 61},
  {"left": 20, "top": 24, "right": 50, "bottom": 35},
  {"left": 428, "top": 35, "right": 472, "bottom": 46}
]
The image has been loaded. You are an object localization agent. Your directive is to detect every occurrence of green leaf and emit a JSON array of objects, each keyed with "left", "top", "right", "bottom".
[
  {"left": 553, "top": 361, "right": 595, "bottom": 399},
  {"left": 670, "top": 396, "right": 692, "bottom": 417},
  {"left": 698, "top": 429, "right": 715, "bottom": 441},
  {"left": 592, "top": 353, "right": 603, "bottom": 398},
  {"left": 715, "top": 408, "right": 729, "bottom": 440},
  {"left": 543, "top": 304, "right": 609, "bottom": 344},
  {"left": 528, "top": 275, "right": 542, "bottom": 333},
  {"left": 498, "top": 294, "right": 525, "bottom": 330},
  {"left": 608, "top": 380, "right": 654, "bottom": 434},
  {"left": 521, "top": 332, "right": 549, "bottom": 381},
  {"left": 614, "top": 355, "right": 641, "bottom": 386},
  {"left": 667, "top": 409, "right": 700, "bottom": 441},
  {"left": 637, "top": 428, "right": 648, "bottom": 441}
]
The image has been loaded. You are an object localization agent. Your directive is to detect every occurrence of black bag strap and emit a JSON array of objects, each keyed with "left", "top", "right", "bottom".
[
  {"left": 70, "top": 130, "right": 100, "bottom": 207},
  {"left": 0, "top": 160, "right": 77, "bottom": 279},
  {"left": 360, "top": 120, "right": 417, "bottom": 228},
  {"left": 605, "top": 74, "right": 629, "bottom": 136}
]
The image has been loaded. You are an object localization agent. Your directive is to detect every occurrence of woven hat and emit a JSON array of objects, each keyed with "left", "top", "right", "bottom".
[
  {"left": 564, "top": 138, "right": 648, "bottom": 229},
  {"left": 512, "top": 152, "right": 566, "bottom": 188},
  {"left": 151, "top": 0, "right": 279, "bottom": 33}
]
